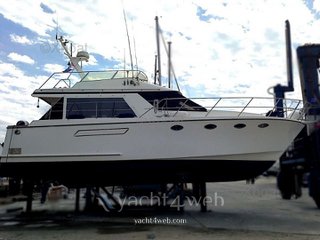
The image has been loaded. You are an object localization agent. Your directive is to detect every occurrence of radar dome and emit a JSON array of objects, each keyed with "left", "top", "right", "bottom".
[{"left": 76, "top": 51, "right": 89, "bottom": 62}]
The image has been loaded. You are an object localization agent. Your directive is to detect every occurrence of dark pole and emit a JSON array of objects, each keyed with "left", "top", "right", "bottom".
[
  {"left": 285, "top": 20, "right": 294, "bottom": 91},
  {"left": 155, "top": 16, "right": 162, "bottom": 85},
  {"left": 200, "top": 182, "right": 207, "bottom": 212},
  {"left": 154, "top": 55, "right": 158, "bottom": 85},
  {"left": 25, "top": 180, "right": 34, "bottom": 213},
  {"left": 168, "top": 41, "right": 172, "bottom": 88},
  {"left": 75, "top": 187, "right": 80, "bottom": 213}
]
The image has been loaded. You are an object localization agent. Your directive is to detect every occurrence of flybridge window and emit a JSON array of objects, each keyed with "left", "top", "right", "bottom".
[
  {"left": 139, "top": 91, "right": 207, "bottom": 112},
  {"left": 40, "top": 98, "right": 64, "bottom": 120},
  {"left": 66, "top": 98, "right": 136, "bottom": 119}
]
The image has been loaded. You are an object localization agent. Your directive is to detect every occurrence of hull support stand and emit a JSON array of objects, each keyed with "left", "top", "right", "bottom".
[
  {"left": 24, "top": 180, "right": 34, "bottom": 213},
  {"left": 192, "top": 182, "right": 207, "bottom": 212},
  {"left": 75, "top": 187, "right": 80, "bottom": 213},
  {"left": 200, "top": 182, "right": 207, "bottom": 212}
]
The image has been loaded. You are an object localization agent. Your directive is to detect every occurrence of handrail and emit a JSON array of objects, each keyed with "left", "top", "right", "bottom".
[
  {"left": 147, "top": 97, "right": 306, "bottom": 120},
  {"left": 37, "top": 70, "right": 148, "bottom": 90},
  {"left": 53, "top": 79, "right": 71, "bottom": 88},
  {"left": 41, "top": 96, "right": 308, "bottom": 121}
]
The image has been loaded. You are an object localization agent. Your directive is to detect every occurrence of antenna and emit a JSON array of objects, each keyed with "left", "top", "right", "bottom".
[
  {"left": 155, "top": 16, "right": 180, "bottom": 91},
  {"left": 159, "top": 26, "right": 180, "bottom": 92},
  {"left": 57, "top": 36, "right": 82, "bottom": 72},
  {"left": 124, "top": 48, "right": 126, "bottom": 71},
  {"left": 133, "top": 35, "right": 138, "bottom": 71},
  {"left": 129, "top": 19, "right": 139, "bottom": 71},
  {"left": 154, "top": 55, "right": 158, "bottom": 84},
  {"left": 122, "top": 8, "right": 134, "bottom": 75},
  {"left": 53, "top": 13, "right": 89, "bottom": 78},
  {"left": 57, "top": 36, "right": 89, "bottom": 79},
  {"left": 55, "top": 12, "right": 59, "bottom": 40}
]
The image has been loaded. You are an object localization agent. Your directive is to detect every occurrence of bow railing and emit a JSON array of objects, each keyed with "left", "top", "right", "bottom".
[{"left": 144, "top": 97, "right": 307, "bottom": 120}]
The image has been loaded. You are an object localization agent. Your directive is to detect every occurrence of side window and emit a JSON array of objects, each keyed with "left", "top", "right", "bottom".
[
  {"left": 67, "top": 98, "right": 96, "bottom": 119},
  {"left": 66, "top": 98, "right": 136, "bottom": 119},
  {"left": 40, "top": 98, "right": 64, "bottom": 120}
]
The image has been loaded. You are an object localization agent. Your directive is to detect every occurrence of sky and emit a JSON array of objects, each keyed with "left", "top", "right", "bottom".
[{"left": 1, "top": 0, "right": 320, "bottom": 142}]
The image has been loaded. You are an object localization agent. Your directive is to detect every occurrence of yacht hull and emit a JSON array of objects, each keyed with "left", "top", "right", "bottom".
[
  {"left": 0, "top": 117, "right": 304, "bottom": 185},
  {"left": 0, "top": 159, "right": 274, "bottom": 186}
]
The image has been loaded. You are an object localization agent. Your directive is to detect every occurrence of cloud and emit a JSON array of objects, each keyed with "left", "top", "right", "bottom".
[
  {"left": 0, "top": 61, "right": 47, "bottom": 141},
  {"left": 43, "top": 63, "right": 65, "bottom": 73},
  {"left": 10, "top": 34, "right": 34, "bottom": 45},
  {"left": 196, "top": 6, "right": 223, "bottom": 22},
  {"left": 83, "top": 54, "right": 98, "bottom": 66},
  {"left": 2, "top": 1, "right": 312, "bottom": 100},
  {"left": 1, "top": 0, "right": 320, "bottom": 143},
  {"left": 40, "top": 2, "right": 55, "bottom": 14},
  {"left": 2, "top": 1, "right": 316, "bottom": 95},
  {"left": 0, "top": 1, "right": 55, "bottom": 36},
  {"left": 7, "top": 52, "right": 35, "bottom": 64},
  {"left": 313, "top": 1, "right": 320, "bottom": 12}
]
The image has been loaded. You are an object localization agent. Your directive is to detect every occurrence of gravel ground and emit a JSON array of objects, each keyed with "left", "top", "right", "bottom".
[{"left": 0, "top": 222, "right": 319, "bottom": 240}]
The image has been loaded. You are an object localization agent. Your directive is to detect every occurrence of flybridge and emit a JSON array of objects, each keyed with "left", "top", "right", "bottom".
[{"left": 37, "top": 70, "right": 149, "bottom": 90}]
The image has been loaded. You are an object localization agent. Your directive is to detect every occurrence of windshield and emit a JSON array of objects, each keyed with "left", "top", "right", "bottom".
[{"left": 81, "top": 70, "right": 148, "bottom": 82}]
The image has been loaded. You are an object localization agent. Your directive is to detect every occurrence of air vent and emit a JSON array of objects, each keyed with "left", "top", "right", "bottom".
[
  {"left": 171, "top": 125, "right": 184, "bottom": 131},
  {"left": 204, "top": 124, "right": 217, "bottom": 130},
  {"left": 234, "top": 123, "right": 246, "bottom": 129}
]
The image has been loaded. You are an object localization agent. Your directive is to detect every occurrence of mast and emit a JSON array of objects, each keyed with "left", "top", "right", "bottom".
[
  {"left": 57, "top": 36, "right": 83, "bottom": 73},
  {"left": 155, "top": 16, "right": 162, "bottom": 85},
  {"left": 123, "top": 8, "right": 134, "bottom": 74},
  {"left": 168, "top": 41, "right": 172, "bottom": 88},
  {"left": 272, "top": 20, "right": 294, "bottom": 117},
  {"left": 285, "top": 20, "right": 294, "bottom": 91}
]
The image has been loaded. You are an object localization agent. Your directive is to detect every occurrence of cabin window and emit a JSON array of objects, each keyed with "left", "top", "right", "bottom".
[
  {"left": 40, "top": 98, "right": 64, "bottom": 120},
  {"left": 66, "top": 98, "right": 136, "bottom": 119},
  {"left": 139, "top": 91, "right": 207, "bottom": 112}
]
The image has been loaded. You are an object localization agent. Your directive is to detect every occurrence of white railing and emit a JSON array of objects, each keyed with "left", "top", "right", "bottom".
[
  {"left": 41, "top": 96, "right": 309, "bottom": 120},
  {"left": 38, "top": 70, "right": 148, "bottom": 90},
  {"left": 141, "top": 97, "right": 307, "bottom": 120}
]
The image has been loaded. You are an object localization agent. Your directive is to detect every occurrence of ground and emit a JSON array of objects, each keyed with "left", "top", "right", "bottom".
[{"left": 0, "top": 176, "right": 319, "bottom": 240}]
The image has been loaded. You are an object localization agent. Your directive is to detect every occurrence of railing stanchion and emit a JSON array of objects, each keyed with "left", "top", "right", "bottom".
[
  {"left": 205, "top": 98, "right": 221, "bottom": 117},
  {"left": 237, "top": 98, "right": 253, "bottom": 117}
]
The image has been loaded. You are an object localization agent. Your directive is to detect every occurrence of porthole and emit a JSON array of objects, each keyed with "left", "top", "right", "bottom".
[
  {"left": 14, "top": 130, "right": 21, "bottom": 135},
  {"left": 171, "top": 125, "right": 184, "bottom": 131},
  {"left": 234, "top": 123, "right": 246, "bottom": 129},
  {"left": 258, "top": 123, "right": 269, "bottom": 128},
  {"left": 204, "top": 124, "right": 217, "bottom": 130}
]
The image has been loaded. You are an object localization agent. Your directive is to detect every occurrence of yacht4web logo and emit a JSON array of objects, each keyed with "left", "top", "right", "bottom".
[
  {"left": 134, "top": 217, "right": 187, "bottom": 225},
  {"left": 113, "top": 192, "right": 225, "bottom": 212},
  {"left": 40, "top": 40, "right": 87, "bottom": 55}
]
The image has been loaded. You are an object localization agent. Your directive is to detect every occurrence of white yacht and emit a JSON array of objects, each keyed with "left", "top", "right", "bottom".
[{"left": 0, "top": 34, "right": 305, "bottom": 186}]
